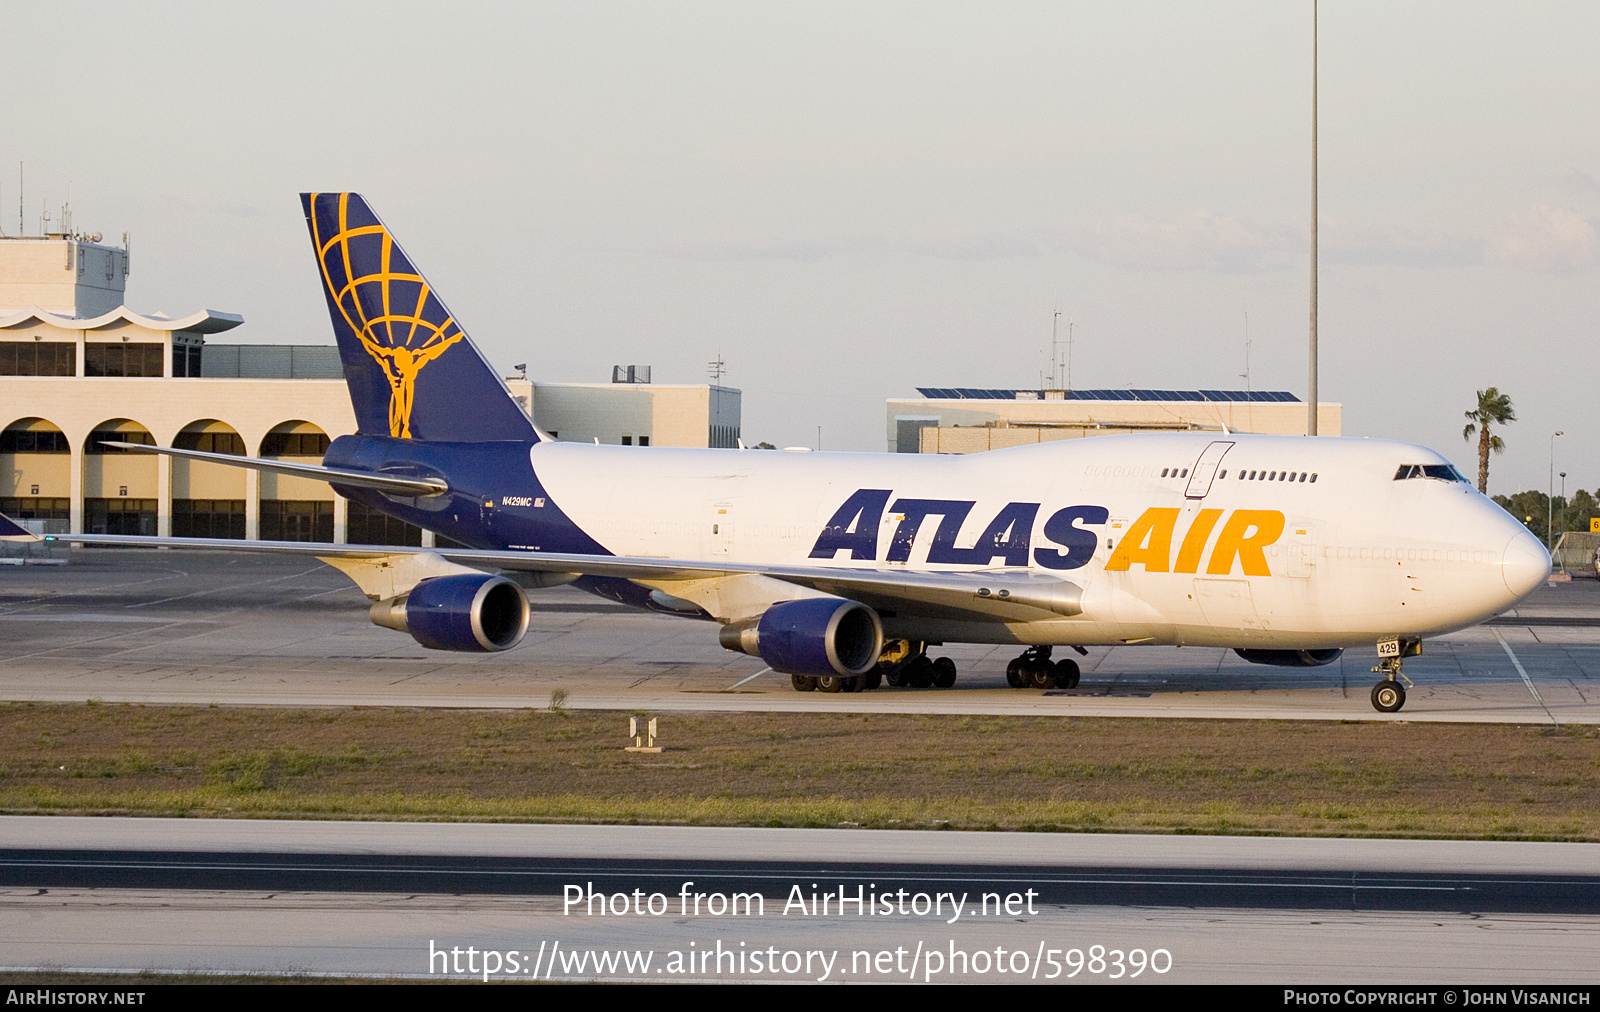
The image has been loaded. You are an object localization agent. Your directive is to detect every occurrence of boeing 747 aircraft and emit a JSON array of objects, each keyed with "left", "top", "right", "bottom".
[{"left": 0, "top": 193, "right": 1551, "bottom": 712}]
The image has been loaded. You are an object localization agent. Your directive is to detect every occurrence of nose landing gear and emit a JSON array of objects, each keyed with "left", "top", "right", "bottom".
[{"left": 1370, "top": 638, "right": 1421, "bottom": 713}]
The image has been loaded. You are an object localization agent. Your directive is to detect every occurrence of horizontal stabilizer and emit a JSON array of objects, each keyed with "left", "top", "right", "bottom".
[
  {"left": 0, "top": 513, "right": 42, "bottom": 542},
  {"left": 98, "top": 441, "right": 449, "bottom": 497}
]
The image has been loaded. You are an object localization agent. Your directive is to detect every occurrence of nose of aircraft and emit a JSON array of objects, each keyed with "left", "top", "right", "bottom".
[{"left": 1501, "top": 527, "right": 1552, "bottom": 601}]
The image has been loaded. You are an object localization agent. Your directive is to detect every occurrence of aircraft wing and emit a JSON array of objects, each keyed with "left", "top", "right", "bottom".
[
  {"left": 43, "top": 532, "right": 1083, "bottom": 623},
  {"left": 98, "top": 442, "right": 449, "bottom": 497}
]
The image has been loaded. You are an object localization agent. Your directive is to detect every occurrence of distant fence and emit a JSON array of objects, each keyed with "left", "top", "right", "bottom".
[
  {"left": 1552, "top": 531, "right": 1600, "bottom": 577},
  {"left": 0, "top": 519, "right": 70, "bottom": 565}
]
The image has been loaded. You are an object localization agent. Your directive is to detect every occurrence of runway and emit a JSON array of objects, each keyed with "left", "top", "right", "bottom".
[
  {"left": 4, "top": 818, "right": 1599, "bottom": 984},
  {"left": 1, "top": 551, "right": 1597, "bottom": 722}
]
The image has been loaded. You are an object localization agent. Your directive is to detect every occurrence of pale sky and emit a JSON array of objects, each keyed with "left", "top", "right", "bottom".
[{"left": 4, "top": 2, "right": 1596, "bottom": 495}]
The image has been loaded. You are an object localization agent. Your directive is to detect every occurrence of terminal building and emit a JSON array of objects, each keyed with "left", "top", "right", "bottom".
[
  {"left": 888, "top": 387, "right": 1341, "bottom": 453},
  {"left": 0, "top": 231, "right": 739, "bottom": 548}
]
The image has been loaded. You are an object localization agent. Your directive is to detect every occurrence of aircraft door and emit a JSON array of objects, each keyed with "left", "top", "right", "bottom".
[
  {"left": 1285, "top": 519, "right": 1318, "bottom": 579},
  {"left": 711, "top": 503, "right": 734, "bottom": 556},
  {"left": 1184, "top": 441, "right": 1235, "bottom": 499}
]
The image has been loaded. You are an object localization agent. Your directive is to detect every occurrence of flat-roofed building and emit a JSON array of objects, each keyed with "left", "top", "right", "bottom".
[
  {"left": 510, "top": 378, "right": 741, "bottom": 448},
  {"left": 888, "top": 387, "right": 1341, "bottom": 453}
]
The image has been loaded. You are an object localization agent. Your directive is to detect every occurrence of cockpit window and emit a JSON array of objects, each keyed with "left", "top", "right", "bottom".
[{"left": 1394, "top": 464, "right": 1467, "bottom": 483}]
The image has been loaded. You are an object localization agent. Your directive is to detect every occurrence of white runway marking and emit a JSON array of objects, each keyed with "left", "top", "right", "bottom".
[{"left": 1494, "top": 628, "right": 1558, "bottom": 725}]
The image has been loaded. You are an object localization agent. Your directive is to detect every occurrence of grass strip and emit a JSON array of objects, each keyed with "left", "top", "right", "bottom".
[{"left": 1, "top": 702, "right": 1596, "bottom": 840}]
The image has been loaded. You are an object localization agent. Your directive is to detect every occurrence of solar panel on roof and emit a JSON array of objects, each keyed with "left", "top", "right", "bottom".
[{"left": 917, "top": 386, "right": 1300, "bottom": 402}]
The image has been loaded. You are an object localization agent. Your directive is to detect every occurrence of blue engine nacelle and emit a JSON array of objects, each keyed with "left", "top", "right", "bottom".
[
  {"left": 369, "top": 574, "right": 530, "bottom": 652},
  {"left": 1234, "top": 648, "right": 1343, "bottom": 667},
  {"left": 718, "top": 597, "right": 883, "bottom": 677}
]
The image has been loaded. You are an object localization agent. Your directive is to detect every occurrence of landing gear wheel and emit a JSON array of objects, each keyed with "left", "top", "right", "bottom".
[
  {"left": 1010, "top": 646, "right": 1055, "bottom": 690},
  {"left": 817, "top": 675, "right": 845, "bottom": 693},
  {"left": 791, "top": 673, "right": 817, "bottom": 692},
  {"left": 862, "top": 671, "right": 882, "bottom": 691},
  {"left": 907, "top": 656, "right": 936, "bottom": 688},
  {"left": 1371, "top": 680, "right": 1406, "bottom": 713},
  {"left": 885, "top": 665, "right": 907, "bottom": 687},
  {"left": 932, "top": 656, "right": 957, "bottom": 688},
  {"left": 1051, "top": 659, "right": 1081, "bottom": 690}
]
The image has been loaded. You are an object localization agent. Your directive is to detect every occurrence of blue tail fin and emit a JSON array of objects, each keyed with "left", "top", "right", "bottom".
[{"left": 301, "top": 193, "right": 538, "bottom": 443}]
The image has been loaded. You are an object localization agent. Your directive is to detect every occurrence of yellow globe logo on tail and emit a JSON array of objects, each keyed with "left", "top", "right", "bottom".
[{"left": 308, "top": 193, "right": 464, "bottom": 439}]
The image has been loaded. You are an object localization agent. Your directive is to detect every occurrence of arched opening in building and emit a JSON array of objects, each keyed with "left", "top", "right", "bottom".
[
  {"left": 260, "top": 420, "right": 330, "bottom": 459},
  {"left": 1, "top": 417, "right": 71, "bottom": 527},
  {"left": 172, "top": 420, "right": 246, "bottom": 539},
  {"left": 83, "top": 419, "right": 157, "bottom": 534},
  {"left": 259, "top": 421, "right": 334, "bottom": 543}
]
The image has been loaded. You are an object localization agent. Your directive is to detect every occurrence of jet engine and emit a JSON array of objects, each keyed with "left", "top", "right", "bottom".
[
  {"left": 1233, "top": 648, "right": 1343, "bottom": 667},
  {"left": 369, "top": 574, "right": 530, "bottom": 652},
  {"left": 719, "top": 597, "right": 883, "bottom": 678}
]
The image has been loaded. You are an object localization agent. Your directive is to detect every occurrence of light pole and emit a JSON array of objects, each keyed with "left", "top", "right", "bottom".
[
  {"left": 1549, "top": 431, "right": 1564, "bottom": 547},
  {"left": 1560, "top": 470, "right": 1568, "bottom": 535}
]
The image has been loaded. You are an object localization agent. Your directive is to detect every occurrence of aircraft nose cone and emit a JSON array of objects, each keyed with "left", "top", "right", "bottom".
[{"left": 1502, "top": 529, "right": 1551, "bottom": 600}]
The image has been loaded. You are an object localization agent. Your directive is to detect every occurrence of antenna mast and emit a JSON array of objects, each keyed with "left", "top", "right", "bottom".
[
  {"left": 1065, "top": 320, "right": 1075, "bottom": 390},
  {"left": 1049, "top": 311, "right": 1060, "bottom": 388}
]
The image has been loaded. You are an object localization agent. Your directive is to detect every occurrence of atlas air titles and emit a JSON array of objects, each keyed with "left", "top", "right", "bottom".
[{"left": 809, "top": 488, "right": 1286, "bottom": 577}]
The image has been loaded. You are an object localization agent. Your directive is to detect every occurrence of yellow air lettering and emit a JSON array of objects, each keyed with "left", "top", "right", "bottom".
[
  {"left": 1104, "top": 508, "right": 1179, "bottom": 572},
  {"left": 1205, "top": 510, "right": 1286, "bottom": 577},
  {"left": 1172, "top": 508, "right": 1224, "bottom": 574}
]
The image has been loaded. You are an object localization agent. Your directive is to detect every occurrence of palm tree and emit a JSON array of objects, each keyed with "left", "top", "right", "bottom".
[{"left": 1462, "top": 388, "right": 1515, "bottom": 493}]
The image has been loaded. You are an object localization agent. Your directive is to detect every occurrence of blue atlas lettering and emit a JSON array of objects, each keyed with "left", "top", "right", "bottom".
[
  {"left": 886, "top": 499, "right": 976, "bottom": 563},
  {"left": 809, "top": 488, "right": 892, "bottom": 560},
  {"left": 1033, "top": 505, "right": 1109, "bottom": 570},
  {"left": 927, "top": 502, "right": 1040, "bottom": 566}
]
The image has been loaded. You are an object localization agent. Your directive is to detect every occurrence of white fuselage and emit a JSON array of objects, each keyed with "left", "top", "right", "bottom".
[{"left": 529, "top": 432, "right": 1549, "bottom": 649}]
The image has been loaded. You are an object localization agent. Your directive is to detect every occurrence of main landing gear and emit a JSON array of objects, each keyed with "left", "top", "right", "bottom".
[
  {"left": 1006, "top": 645, "right": 1081, "bottom": 691},
  {"left": 788, "top": 640, "right": 958, "bottom": 692},
  {"left": 791, "top": 671, "right": 882, "bottom": 693},
  {"left": 1369, "top": 638, "right": 1421, "bottom": 713}
]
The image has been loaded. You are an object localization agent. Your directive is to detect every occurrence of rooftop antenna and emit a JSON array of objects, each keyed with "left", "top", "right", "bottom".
[
  {"left": 708, "top": 352, "right": 726, "bottom": 383},
  {"left": 1241, "top": 311, "right": 1254, "bottom": 434},
  {"left": 1241, "top": 311, "right": 1252, "bottom": 392},
  {"left": 18, "top": 162, "right": 24, "bottom": 237},
  {"left": 1065, "top": 320, "right": 1075, "bottom": 391},
  {"left": 1049, "top": 310, "right": 1060, "bottom": 388}
]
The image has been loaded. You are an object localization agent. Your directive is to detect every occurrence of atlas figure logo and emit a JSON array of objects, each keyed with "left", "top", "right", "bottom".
[
  {"left": 810, "top": 490, "right": 1286, "bottom": 577},
  {"left": 307, "top": 192, "right": 465, "bottom": 439}
]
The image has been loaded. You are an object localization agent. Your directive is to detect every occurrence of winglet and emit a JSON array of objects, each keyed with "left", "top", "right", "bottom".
[{"left": 0, "top": 514, "right": 42, "bottom": 542}]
